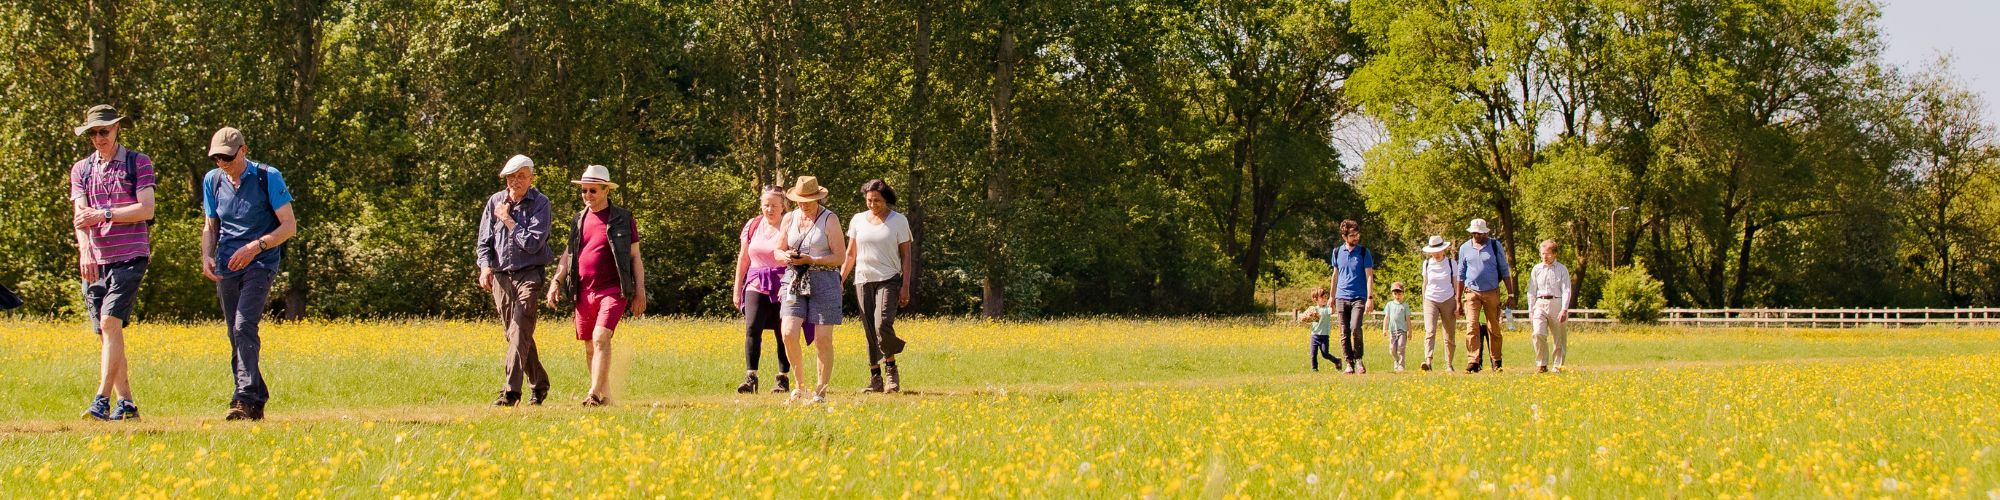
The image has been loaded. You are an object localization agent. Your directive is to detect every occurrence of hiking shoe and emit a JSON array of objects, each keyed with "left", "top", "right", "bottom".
[
  {"left": 1466, "top": 362, "right": 1483, "bottom": 374},
  {"left": 737, "top": 374, "right": 759, "bottom": 394},
  {"left": 861, "top": 370, "right": 885, "bottom": 393},
  {"left": 493, "top": 392, "right": 520, "bottom": 407},
  {"left": 529, "top": 391, "right": 547, "bottom": 406},
  {"left": 111, "top": 399, "right": 139, "bottom": 421},
  {"left": 883, "top": 362, "right": 902, "bottom": 394},
  {"left": 772, "top": 374, "right": 792, "bottom": 393},
  {"left": 83, "top": 395, "right": 114, "bottom": 421},
  {"left": 225, "top": 400, "right": 255, "bottom": 421},
  {"left": 1537, "top": 365, "right": 1549, "bottom": 373}
]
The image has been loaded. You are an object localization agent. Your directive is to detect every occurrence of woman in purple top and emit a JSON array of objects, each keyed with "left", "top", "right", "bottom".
[{"left": 732, "top": 186, "right": 810, "bottom": 394}]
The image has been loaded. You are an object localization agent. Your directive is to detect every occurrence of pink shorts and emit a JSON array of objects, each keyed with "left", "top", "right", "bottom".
[{"left": 576, "top": 290, "right": 628, "bottom": 341}]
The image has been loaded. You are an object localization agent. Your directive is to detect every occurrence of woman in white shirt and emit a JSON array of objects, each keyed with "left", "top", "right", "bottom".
[
  {"left": 1419, "top": 235, "right": 1460, "bottom": 372},
  {"left": 1528, "top": 239, "right": 1573, "bottom": 373},
  {"left": 842, "top": 179, "right": 914, "bottom": 394}
]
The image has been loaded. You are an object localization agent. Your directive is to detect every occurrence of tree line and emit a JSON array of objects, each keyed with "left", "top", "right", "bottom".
[{"left": 0, "top": 0, "right": 1993, "bottom": 320}]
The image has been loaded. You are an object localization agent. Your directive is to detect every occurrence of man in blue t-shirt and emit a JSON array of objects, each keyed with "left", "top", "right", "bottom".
[
  {"left": 1456, "top": 218, "right": 1517, "bottom": 373},
  {"left": 1327, "top": 219, "right": 1376, "bottom": 374},
  {"left": 200, "top": 127, "right": 296, "bottom": 421}
]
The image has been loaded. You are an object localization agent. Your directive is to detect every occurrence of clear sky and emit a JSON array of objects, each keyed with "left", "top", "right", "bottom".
[{"left": 1876, "top": 0, "right": 2000, "bottom": 121}]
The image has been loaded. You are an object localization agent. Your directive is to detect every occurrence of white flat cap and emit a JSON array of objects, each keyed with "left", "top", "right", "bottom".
[{"left": 500, "top": 154, "right": 534, "bottom": 177}]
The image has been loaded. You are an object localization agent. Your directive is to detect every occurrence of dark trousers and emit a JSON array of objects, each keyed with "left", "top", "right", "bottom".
[
  {"left": 218, "top": 267, "right": 274, "bottom": 405},
  {"left": 1335, "top": 298, "right": 1367, "bottom": 362},
  {"left": 856, "top": 277, "right": 907, "bottom": 366},
  {"left": 492, "top": 267, "right": 549, "bottom": 398},
  {"left": 1310, "top": 335, "right": 1340, "bottom": 370},
  {"left": 743, "top": 290, "right": 790, "bottom": 372}
]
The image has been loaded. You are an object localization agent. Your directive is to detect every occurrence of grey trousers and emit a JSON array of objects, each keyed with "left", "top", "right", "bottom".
[
  {"left": 856, "top": 277, "right": 907, "bottom": 366},
  {"left": 492, "top": 267, "right": 550, "bottom": 397},
  {"left": 218, "top": 267, "right": 274, "bottom": 405}
]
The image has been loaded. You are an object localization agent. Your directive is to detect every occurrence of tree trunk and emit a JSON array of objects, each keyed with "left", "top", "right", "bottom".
[
  {"left": 86, "top": 0, "right": 116, "bottom": 102},
  {"left": 506, "top": 0, "right": 531, "bottom": 151},
  {"left": 280, "top": 0, "right": 323, "bottom": 320},
  {"left": 982, "top": 12, "right": 1016, "bottom": 318},
  {"left": 904, "top": 6, "right": 931, "bottom": 314},
  {"left": 1496, "top": 198, "right": 1521, "bottom": 296},
  {"left": 1729, "top": 219, "right": 1759, "bottom": 308}
]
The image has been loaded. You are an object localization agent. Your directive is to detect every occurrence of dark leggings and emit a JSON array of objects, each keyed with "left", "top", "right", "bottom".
[
  {"left": 743, "top": 290, "right": 790, "bottom": 373},
  {"left": 1310, "top": 335, "right": 1340, "bottom": 370}
]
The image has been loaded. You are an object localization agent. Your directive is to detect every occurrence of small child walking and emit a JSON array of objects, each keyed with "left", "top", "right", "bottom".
[
  {"left": 1384, "top": 282, "right": 1412, "bottom": 372},
  {"left": 1296, "top": 288, "right": 1343, "bottom": 372}
]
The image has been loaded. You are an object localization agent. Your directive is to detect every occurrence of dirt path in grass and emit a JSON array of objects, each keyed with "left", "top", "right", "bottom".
[{"left": 0, "top": 353, "right": 1945, "bottom": 436}]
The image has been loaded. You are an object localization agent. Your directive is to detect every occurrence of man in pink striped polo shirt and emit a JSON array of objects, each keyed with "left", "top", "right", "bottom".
[{"left": 68, "top": 104, "right": 157, "bottom": 421}]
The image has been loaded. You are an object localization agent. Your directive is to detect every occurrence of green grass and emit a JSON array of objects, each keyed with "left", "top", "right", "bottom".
[{"left": 2, "top": 318, "right": 1997, "bottom": 497}]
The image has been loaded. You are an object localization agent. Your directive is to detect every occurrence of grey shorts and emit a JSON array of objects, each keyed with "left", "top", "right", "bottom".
[
  {"left": 82, "top": 257, "right": 148, "bottom": 335},
  {"left": 780, "top": 269, "right": 844, "bottom": 326}
]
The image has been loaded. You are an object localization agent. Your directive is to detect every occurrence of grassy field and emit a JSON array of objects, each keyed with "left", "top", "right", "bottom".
[{"left": 2, "top": 317, "right": 1998, "bottom": 497}]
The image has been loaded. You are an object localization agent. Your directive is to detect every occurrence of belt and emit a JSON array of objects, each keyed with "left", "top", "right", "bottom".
[{"left": 1536, "top": 296, "right": 1557, "bottom": 300}]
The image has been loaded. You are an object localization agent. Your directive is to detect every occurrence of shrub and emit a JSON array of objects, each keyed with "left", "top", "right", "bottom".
[{"left": 1601, "top": 263, "right": 1666, "bottom": 324}]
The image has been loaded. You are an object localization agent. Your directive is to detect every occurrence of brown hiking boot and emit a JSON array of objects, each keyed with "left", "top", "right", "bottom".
[
  {"left": 225, "top": 400, "right": 264, "bottom": 421},
  {"left": 861, "top": 370, "right": 885, "bottom": 393},
  {"left": 883, "top": 362, "right": 902, "bottom": 394}
]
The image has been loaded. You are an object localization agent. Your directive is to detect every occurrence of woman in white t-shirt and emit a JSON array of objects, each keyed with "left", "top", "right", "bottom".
[
  {"left": 842, "top": 179, "right": 914, "bottom": 394},
  {"left": 1418, "top": 235, "right": 1461, "bottom": 372}
]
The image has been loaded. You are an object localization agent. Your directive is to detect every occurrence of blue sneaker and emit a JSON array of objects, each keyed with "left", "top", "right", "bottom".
[
  {"left": 111, "top": 399, "right": 139, "bottom": 421},
  {"left": 83, "top": 395, "right": 113, "bottom": 421}
]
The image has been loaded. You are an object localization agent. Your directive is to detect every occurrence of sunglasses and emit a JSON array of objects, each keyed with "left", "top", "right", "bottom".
[
  {"left": 580, "top": 187, "right": 602, "bottom": 195},
  {"left": 87, "top": 128, "right": 114, "bottom": 138},
  {"left": 210, "top": 153, "right": 237, "bottom": 163}
]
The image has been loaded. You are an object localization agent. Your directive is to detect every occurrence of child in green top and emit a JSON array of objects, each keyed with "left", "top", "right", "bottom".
[
  {"left": 1385, "top": 282, "right": 1412, "bottom": 372},
  {"left": 1295, "top": 288, "right": 1343, "bottom": 372}
]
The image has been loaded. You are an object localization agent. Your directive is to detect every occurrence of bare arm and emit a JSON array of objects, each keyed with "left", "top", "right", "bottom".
[
  {"left": 201, "top": 217, "right": 220, "bottom": 281},
  {"left": 109, "top": 188, "right": 156, "bottom": 222},
  {"left": 734, "top": 242, "right": 752, "bottom": 307},
  {"left": 820, "top": 217, "right": 847, "bottom": 268},
  {"left": 840, "top": 238, "right": 857, "bottom": 282},
  {"left": 630, "top": 242, "right": 648, "bottom": 315}
]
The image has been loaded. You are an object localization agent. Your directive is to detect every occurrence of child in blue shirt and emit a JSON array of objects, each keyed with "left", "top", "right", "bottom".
[
  {"left": 1384, "top": 282, "right": 1412, "bottom": 372},
  {"left": 1296, "top": 288, "right": 1343, "bottom": 372}
]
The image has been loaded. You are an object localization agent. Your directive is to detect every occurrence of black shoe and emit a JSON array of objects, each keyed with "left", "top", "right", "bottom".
[
  {"left": 738, "top": 374, "right": 759, "bottom": 394},
  {"left": 493, "top": 392, "right": 520, "bottom": 407},
  {"left": 111, "top": 399, "right": 139, "bottom": 421},
  {"left": 83, "top": 395, "right": 114, "bottom": 421},
  {"left": 529, "top": 391, "right": 547, "bottom": 406},
  {"left": 225, "top": 400, "right": 263, "bottom": 421},
  {"left": 1467, "top": 362, "right": 1483, "bottom": 373},
  {"left": 772, "top": 373, "right": 792, "bottom": 393}
]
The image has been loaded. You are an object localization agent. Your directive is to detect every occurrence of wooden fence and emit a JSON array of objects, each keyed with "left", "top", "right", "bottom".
[{"left": 1312, "top": 308, "right": 2000, "bottom": 328}]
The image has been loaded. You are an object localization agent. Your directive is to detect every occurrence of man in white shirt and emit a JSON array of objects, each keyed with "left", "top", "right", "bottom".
[{"left": 1528, "top": 239, "right": 1572, "bottom": 373}]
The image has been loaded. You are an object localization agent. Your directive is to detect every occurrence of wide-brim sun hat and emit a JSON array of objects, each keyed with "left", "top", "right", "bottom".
[
  {"left": 785, "top": 176, "right": 829, "bottom": 203},
  {"left": 74, "top": 104, "right": 126, "bottom": 136},
  {"left": 571, "top": 164, "right": 619, "bottom": 189},
  {"left": 1466, "top": 218, "right": 1491, "bottom": 234},
  {"left": 1422, "top": 235, "right": 1451, "bottom": 254}
]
